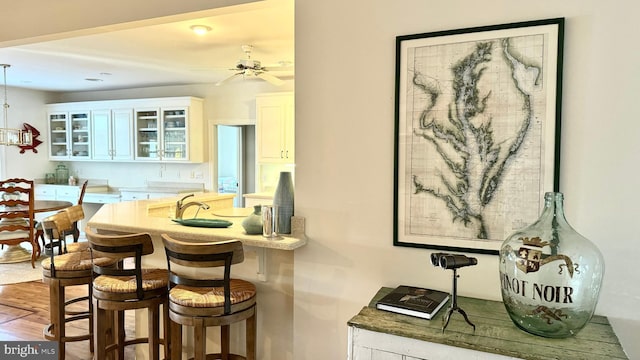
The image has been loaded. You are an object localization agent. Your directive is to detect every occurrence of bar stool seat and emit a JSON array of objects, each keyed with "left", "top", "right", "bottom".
[
  {"left": 93, "top": 268, "right": 169, "bottom": 294},
  {"left": 170, "top": 279, "right": 256, "bottom": 310}
]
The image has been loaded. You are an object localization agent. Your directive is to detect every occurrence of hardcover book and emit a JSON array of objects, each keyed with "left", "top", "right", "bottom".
[{"left": 376, "top": 285, "right": 450, "bottom": 319}]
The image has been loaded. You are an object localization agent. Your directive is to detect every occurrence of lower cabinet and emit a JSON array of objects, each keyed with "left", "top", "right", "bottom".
[
  {"left": 348, "top": 327, "right": 515, "bottom": 360},
  {"left": 35, "top": 184, "right": 80, "bottom": 202}
]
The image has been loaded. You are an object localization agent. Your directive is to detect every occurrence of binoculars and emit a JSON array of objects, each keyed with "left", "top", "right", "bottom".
[{"left": 430, "top": 252, "right": 478, "bottom": 269}]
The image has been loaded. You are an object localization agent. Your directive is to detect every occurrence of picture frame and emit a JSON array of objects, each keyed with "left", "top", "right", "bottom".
[{"left": 393, "top": 18, "right": 564, "bottom": 255}]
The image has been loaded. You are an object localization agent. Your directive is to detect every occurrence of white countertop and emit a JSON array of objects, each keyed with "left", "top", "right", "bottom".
[{"left": 87, "top": 196, "right": 306, "bottom": 251}]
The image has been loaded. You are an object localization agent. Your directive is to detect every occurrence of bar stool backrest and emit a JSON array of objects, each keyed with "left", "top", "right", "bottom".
[
  {"left": 41, "top": 210, "right": 74, "bottom": 277},
  {"left": 85, "top": 227, "right": 155, "bottom": 300},
  {"left": 161, "top": 234, "right": 244, "bottom": 314}
]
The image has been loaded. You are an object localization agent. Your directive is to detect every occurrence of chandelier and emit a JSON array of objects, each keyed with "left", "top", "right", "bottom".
[{"left": 0, "top": 64, "right": 32, "bottom": 146}]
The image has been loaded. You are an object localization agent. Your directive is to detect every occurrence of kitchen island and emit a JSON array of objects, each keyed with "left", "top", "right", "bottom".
[{"left": 87, "top": 193, "right": 306, "bottom": 360}]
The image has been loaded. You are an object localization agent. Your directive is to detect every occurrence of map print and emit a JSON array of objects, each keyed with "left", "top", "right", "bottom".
[{"left": 403, "top": 34, "right": 551, "bottom": 245}]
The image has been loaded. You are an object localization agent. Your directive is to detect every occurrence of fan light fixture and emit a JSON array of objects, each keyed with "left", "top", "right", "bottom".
[
  {"left": 0, "top": 64, "right": 32, "bottom": 147},
  {"left": 190, "top": 25, "right": 212, "bottom": 36}
]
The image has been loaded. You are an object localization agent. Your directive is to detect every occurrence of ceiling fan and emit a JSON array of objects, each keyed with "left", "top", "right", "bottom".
[{"left": 216, "top": 45, "right": 289, "bottom": 86}]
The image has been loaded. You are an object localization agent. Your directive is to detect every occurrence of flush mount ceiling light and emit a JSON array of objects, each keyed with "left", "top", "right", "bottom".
[
  {"left": 0, "top": 64, "right": 32, "bottom": 147},
  {"left": 190, "top": 25, "right": 212, "bottom": 36}
]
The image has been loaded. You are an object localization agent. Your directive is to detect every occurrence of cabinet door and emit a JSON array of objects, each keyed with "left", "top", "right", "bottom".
[
  {"left": 48, "top": 112, "right": 70, "bottom": 159},
  {"left": 161, "top": 107, "right": 188, "bottom": 161},
  {"left": 56, "top": 187, "right": 80, "bottom": 202},
  {"left": 120, "top": 192, "right": 150, "bottom": 201},
  {"left": 111, "top": 109, "right": 134, "bottom": 160},
  {"left": 134, "top": 108, "right": 160, "bottom": 161},
  {"left": 35, "top": 185, "right": 57, "bottom": 200},
  {"left": 69, "top": 111, "right": 91, "bottom": 159},
  {"left": 257, "top": 95, "right": 289, "bottom": 162},
  {"left": 282, "top": 97, "right": 295, "bottom": 162},
  {"left": 91, "top": 110, "right": 112, "bottom": 160}
]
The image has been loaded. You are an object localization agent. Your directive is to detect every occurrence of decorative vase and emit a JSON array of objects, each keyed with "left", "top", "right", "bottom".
[
  {"left": 499, "top": 192, "right": 604, "bottom": 338},
  {"left": 273, "top": 171, "right": 294, "bottom": 234},
  {"left": 242, "top": 205, "right": 264, "bottom": 235}
]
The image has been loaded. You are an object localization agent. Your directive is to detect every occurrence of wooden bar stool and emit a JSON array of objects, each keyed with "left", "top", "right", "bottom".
[
  {"left": 161, "top": 234, "right": 257, "bottom": 360},
  {"left": 41, "top": 211, "right": 118, "bottom": 360},
  {"left": 86, "top": 228, "right": 169, "bottom": 360}
]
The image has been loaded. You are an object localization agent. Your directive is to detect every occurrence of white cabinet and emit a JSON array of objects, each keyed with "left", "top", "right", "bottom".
[
  {"left": 48, "top": 111, "right": 92, "bottom": 160},
  {"left": 91, "top": 109, "right": 134, "bottom": 161},
  {"left": 256, "top": 92, "right": 294, "bottom": 163},
  {"left": 46, "top": 97, "right": 204, "bottom": 163},
  {"left": 348, "top": 327, "right": 515, "bottom": 360},
  {"left": 120, "top": 190, "right": 199, "bottom": 202},
  {"left": 35, "top": 184, "right": 80, "bottom": 202},
  {"left": 83, "top": 193, "right": 121, "bottom": 204},
  {"left": 134, "top": 104, "right": 201, "bottom": 162}
]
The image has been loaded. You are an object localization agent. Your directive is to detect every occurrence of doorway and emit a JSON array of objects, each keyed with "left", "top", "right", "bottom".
[{"left": 217, "top": 125, "right": 255, "bottom": 208}]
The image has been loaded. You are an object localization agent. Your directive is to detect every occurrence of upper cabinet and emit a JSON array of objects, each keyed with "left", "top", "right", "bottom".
[
  {"left": 48, "top": 110, "right": 91, "bottom": 160},
  {"left": 135, "top": 106, "right": 195, "bottom": 162},
  {"left": 46, "top": 97, "right": 204, "bottom": 163},
  {"left": 256, "top": 92, "right": 294, "bottom": 164},
  {"left": 91, "top": 109, "right": 134, "bottom": 161}
]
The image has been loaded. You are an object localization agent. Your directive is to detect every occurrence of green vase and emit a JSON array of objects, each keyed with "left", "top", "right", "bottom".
[
  {"left": 499, "top": 192, "right": 604, "bottom": 338},
  {"left": 242, "top": 205, "right": 264, "bottom": 235}
]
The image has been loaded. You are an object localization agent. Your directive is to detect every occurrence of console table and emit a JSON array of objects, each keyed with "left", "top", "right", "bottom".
[{"left": 347, "top": 287, "right": 628, "bottom": 360}]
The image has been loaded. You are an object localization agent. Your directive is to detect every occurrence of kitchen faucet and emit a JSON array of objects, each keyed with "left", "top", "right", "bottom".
[{"left": 175, "top": 194, "right": 210, "bottom": 219}]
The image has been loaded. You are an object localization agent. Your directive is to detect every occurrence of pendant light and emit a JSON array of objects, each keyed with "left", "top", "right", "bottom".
[{"left": 0, "top": 64, "right": 33, "bottom": 146}]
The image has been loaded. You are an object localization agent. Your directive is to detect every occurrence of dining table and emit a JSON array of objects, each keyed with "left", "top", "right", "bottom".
[{"left": 0, "top": 200, "right": 73, "bottom": 264}]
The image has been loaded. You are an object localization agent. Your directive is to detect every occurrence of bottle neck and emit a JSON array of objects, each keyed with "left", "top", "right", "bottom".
[{"left": 539, "top": 192, "right": 568, "bottom": 225}]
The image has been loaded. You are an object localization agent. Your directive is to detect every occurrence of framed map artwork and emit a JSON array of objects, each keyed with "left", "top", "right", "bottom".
[{"left": 393, "top": 18, "right": 564, "bottom": 254}]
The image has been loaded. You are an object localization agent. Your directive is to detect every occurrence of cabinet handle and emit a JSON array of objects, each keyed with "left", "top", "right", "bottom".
[
  {"left": 285, "top": 150, "right": 289, "bottom": 159},
  {"left": 280, "top": 150, "right": 284, "bottom": 159}
]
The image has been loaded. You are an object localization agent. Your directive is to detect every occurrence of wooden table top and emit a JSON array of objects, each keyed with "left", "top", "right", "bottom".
[
  {"left": 0, "top": 200, "right": 72, "bottom": 214},
  {"left": 348, "top": 287, "right": 628, "bottom": 360}
]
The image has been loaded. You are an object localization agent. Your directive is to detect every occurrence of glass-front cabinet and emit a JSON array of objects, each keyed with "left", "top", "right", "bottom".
[
  {"left": 48, "top": 110, "right": 91, "bottom": 160},
  {"left": 135, "top": 107, "right": 188, "bottom": 161},
  {"left": 70, "top": 112, "right": 91, "bottom": 159},
  {"left": 47, "top": 97, "right": 203, "bottom": 163}
]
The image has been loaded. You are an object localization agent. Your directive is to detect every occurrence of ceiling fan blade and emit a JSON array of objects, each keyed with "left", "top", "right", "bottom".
[
  {"left": 263, "top": 65, "right": 294, "bottom": 73},
  {"left": 215, "top": 72, "right": 243, "bottom": 86},
  {"left": 256, "top": 72, "right": 285, "bottom": 86}
]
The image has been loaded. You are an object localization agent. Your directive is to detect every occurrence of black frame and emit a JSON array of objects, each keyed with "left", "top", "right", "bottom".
[{"left": 393, "top": 18, "right": 564, "bottom": 255}]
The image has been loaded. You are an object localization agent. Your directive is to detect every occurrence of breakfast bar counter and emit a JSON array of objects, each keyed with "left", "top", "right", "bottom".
[
  {"left": 87, "top": 193, "right": 307, "bottom": 250},
  {"left": 86, "top": 193, "right": 306, "bottom": 360}
]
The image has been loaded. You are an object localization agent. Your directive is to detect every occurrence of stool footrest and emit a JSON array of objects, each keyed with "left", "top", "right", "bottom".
[
  {"left": 65, "top": 295, "right": 89, "bottom": 307},
  {"left": 43, "top": 323, "right": 92, "bottom": 343},
  {"left": 190, "top": 354, "right": 246, "bottom": 360}
]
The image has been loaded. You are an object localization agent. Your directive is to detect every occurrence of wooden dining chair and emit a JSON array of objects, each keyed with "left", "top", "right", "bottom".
[
  {"left": 86, "top": 227, "right": 170, "bottom": 360},
  {"left": 0, "top": 178, "right": 38, "bottom": 268},
  {"left": 161, "top": 234, "right": 257, "bottom": 360}
]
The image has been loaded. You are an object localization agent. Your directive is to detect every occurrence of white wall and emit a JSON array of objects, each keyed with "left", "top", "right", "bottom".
[
  {"left": 295, "top": 0, "right": 640, "bottom": 359},
  {"left": 0, "top": 86, "right": 56, "bottom": 179}
]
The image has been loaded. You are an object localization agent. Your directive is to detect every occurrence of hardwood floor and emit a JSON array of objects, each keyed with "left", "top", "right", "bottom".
[{"left": 0, "top": 280, "right": 135, "bottom": 359}]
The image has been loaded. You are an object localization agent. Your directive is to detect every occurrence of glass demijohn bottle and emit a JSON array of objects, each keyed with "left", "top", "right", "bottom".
[{"left": 499, "top": 192, "right": 604, "bottom": 338}]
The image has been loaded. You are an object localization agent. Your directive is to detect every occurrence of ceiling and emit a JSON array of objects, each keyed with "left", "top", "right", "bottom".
[{"left": 0, "top": 0, "right": 294, "bottom": 92}]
